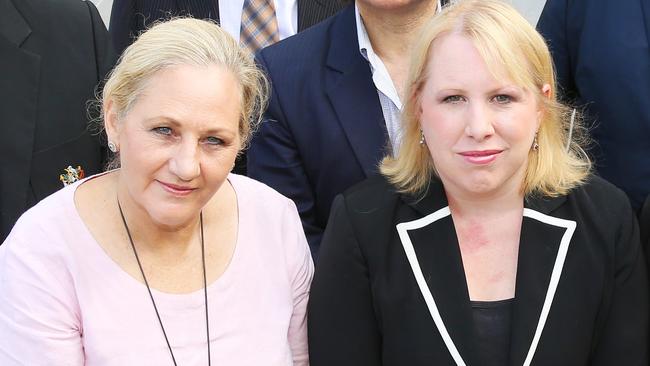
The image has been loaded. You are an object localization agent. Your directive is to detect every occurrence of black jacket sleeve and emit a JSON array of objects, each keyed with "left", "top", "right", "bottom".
[
  {"left": 591, "top": 197, "right": 649, "bottom": 365},
  {"left": 308, "top": 194, "right": 382, "bottom": 365}
]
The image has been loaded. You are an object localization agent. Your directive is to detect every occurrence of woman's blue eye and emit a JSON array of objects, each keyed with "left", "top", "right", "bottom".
[
  {"left": 153, "top": 127, "right": 172, "bottom": 135},
  {"left": 443, "top": 95, "right": 464, "bottom": 103},
  {"left": 493, "top": 94, "right": 512, "bottom": 104},
  {"left": 205, "top": 136, "right": 223, "bottom": 146}
]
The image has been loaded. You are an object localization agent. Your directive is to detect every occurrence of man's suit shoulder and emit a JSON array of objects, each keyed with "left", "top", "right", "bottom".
[
  {"left": 14, "top": 0, "right": 104, "bottom": 46},
  {"left": 17, "top": 0, "right": 97, "bottom": 23},
  {"left": 258, "top": 11, "right": 339, "bottom": 69}
]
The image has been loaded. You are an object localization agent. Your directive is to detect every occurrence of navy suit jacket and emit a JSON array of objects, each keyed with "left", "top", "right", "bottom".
[
  {"left": 248, "top": 5, "right": 389, "bottom": 255},
  {"left": 537, "top": 0, "right": 650, "bottom": 211}
]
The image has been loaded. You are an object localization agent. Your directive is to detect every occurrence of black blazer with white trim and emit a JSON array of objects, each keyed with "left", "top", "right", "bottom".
[{"left": 308, "top": 175, "right": 648, "bottom": 365}]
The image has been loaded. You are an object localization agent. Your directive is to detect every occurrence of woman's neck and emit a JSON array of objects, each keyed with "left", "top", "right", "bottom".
[{"left": 446, "top": 186, "right": 525, "bottom": 220}]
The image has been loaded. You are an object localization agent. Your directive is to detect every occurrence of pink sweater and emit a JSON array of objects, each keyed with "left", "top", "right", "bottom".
[{"left": 0, "top": 174, "right": 313, "bottom": 365}]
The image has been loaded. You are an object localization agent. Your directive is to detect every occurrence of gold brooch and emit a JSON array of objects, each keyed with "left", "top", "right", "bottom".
[{"left": 59, "top": 165, "right": 85, "bottom": 186}]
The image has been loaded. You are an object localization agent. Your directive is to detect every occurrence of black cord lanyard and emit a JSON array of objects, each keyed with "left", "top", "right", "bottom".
[{"left": 117, "top": 199, "right": 211, "bottom": 366}]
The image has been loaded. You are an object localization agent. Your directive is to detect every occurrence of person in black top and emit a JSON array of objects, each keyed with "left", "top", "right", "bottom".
[
  {"left": 0, "top": 0, "right": 115, "bottom": 241},
  {"left": 307, "top": 1, "right": 648, "bottom": 365}
]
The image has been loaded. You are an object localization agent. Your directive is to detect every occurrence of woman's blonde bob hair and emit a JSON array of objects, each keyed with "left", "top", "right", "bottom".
[
  {"left": 380, "top": 0, "right": 591, "bottom": 197},
  {"left": 100, "top": 17, "right": 268, "bottom": 151}
]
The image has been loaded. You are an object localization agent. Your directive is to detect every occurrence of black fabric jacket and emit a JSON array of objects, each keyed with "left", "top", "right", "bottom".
[
  {"left": 309, "top": 175, "right": 648, "bottom": 365},
  {"left": 0, "top": 0, "right": 115, "bottom": 241}
]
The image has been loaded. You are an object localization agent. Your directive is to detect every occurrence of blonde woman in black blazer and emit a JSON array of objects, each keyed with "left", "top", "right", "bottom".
[{"left": 308, "top": 1, "right": 649, "bottom": 365}]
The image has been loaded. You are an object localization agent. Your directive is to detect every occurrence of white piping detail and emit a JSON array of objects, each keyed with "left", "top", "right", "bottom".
[
  {"left": 396, "top": 206, "right": 576, "bottom": 366},
  {"left": 521, "top": 208, "right": 576, "bottom": 366},
  {"left": 396, "top": 206, "right": 467, "bottom": 366}
]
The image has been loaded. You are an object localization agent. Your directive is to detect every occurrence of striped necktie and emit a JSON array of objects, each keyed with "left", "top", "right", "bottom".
[{"left": 240, "top": 0, "right": 280, "bottom": 54}]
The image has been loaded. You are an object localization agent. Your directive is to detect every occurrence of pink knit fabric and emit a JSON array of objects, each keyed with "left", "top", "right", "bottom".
[{"left": 0, "top": 174, "right": 313, "bottom": 365}]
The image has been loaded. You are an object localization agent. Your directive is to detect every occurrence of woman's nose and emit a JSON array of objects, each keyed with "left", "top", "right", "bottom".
[
  {"left": 464, "top": 102, "right": 495, "bottom": 141},
  {"left": 169, "top": 140, "right": 200, "bottom": 181}
]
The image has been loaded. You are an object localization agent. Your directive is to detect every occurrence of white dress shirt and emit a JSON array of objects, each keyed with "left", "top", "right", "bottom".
[
  {"left": 219, "top": 0, "right": 298, "bottom": 42},
  {"left": 354, "top": 5, "right": 404, "bottom": 156}
]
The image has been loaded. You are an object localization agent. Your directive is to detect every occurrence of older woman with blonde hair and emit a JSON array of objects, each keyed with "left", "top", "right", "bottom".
[
  {"left": 308, "top": 1, "right": 648, "bottom": 365},
  {"left": 0, "top": 19, "right": 312, "bottom": 365}
]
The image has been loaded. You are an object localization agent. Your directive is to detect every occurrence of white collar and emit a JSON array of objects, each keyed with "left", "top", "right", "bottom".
[{"left": 353, "top": 4, "right": 402, "bottom": 109}]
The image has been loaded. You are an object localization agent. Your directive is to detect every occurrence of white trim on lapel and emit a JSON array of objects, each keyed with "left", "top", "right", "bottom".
[
  {"left": 396, "top": 206, "right": 467, "bottom": 366},
  {"left": 521, "top": 208, "right": 576, "bottom": 366},
  {"left": 395, "top": 206, "right": 576, "bottom": 366}
]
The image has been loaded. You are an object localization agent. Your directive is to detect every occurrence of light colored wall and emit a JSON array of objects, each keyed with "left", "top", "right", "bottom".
[
  {"left": 509, "top": 0, "right": 546, "bottom": 25},
  {"left": 90, "top": 0, "right": 548, "bottom": 31},
  {"left": 89, "top": 0, "right": 113, "bottom": 27}
]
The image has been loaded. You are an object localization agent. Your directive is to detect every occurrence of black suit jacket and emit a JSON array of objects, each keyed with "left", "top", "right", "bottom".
[
  {"left": 0, "top": 0, "right": 115, "bottom": 241},
  {"left": 309, "top": 175, "right": 648, "bottom": 365},
  {"left": 248, "top": 5, "right": 389, "bottom": 255},
  {"left": 109, "top": 0, "right": 343, "bottom": 55}
]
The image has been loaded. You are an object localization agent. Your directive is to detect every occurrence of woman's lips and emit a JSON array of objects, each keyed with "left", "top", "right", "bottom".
[
  {"left": 158, "top": 181, "right": 196, "bottom": 196},
  {"left": 459, "top": 150, "right": 503, "bottom": 165}
]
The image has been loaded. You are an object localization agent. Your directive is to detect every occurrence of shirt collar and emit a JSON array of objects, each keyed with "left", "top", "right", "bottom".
[
  {"left": 354, "top": 4, "right": 402, "bottom": 110},
  {"left": 354, "top": 4, "right": 373, "bottom": 63}
]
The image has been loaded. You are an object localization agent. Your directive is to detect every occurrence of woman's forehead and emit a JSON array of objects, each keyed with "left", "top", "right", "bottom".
[
  {"left": 122, "top": 65, "right": 242, "bottom": 129},
  {"left": 423, "top": 32, "right": 534, "bottom": 91}
]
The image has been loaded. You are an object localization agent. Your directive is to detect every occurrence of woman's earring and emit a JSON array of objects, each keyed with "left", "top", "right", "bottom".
[
  {"left": 108, "top": 141, "right": 118, "bottom": 153},
  {"left": 419, "top": 130, "right": 426, "bottom": 146},
  {"left": 532, "top": 132, "right": 539, "bottom": 151}
]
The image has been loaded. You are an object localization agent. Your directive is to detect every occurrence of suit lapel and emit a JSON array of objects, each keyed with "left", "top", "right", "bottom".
[
  {"left": 509, "top": 197, "right": 574, "bottom": 366},
  {"left": 0, "top": 0, "right": 40, "bottom": 236},
  {"left": 324, "top": 6, "right": 388, "bottom": 177},
  {"left": 397, "top": 183, "right": 575, "bottom": 366},
  {"left": 397, "top": 181, "right": 478, "bottom": 366},
  {"left": 0, "top": 0, "right": 30, "bottom": 47}
]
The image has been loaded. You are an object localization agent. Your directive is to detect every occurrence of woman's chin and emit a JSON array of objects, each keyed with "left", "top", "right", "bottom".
[{"left": 442, "top": 172, "right": 499, "bottom": 197}]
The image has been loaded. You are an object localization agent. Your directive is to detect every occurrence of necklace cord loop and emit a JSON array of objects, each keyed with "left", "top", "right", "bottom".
[{"left": 117, "top": 199, "right": 211, "bottom": 366}]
